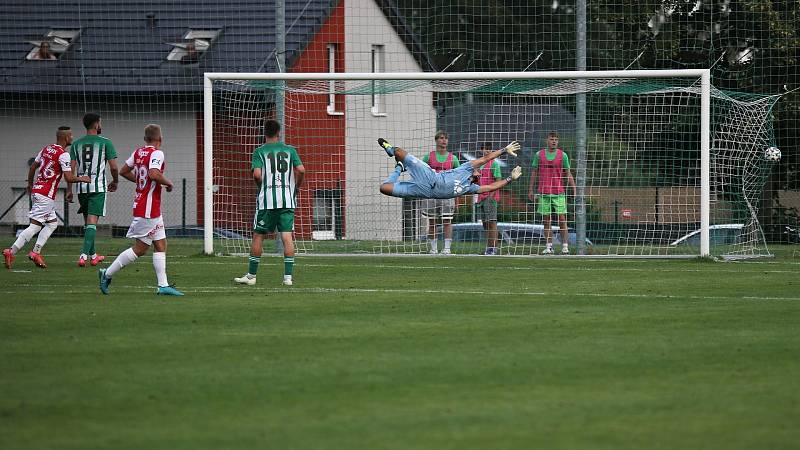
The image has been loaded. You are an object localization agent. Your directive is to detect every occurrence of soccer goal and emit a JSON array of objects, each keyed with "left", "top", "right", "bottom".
[{"left": 203, "top": 70, "right": 779, "bottom": 259}]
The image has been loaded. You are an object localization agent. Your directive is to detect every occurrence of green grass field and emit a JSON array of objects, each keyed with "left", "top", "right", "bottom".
[{"left": 1, "top": 237, "right": 799, "bottom": 449}]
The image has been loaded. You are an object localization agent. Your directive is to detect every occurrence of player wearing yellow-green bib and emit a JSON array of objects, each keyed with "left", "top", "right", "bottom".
[
  {"left": 527, "top": 131, "right": 577, "bottom": 255},
  {"left": 69, "top": 112, "right": 119, "bottom": 267},
  {"left": 234, "top": 120, "right": 305, "bottom": 287}
]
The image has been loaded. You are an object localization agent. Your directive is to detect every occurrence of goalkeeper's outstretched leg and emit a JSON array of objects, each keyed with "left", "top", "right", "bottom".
[{"left": 378, "top": 138, "right": 414, "bottom": 196}]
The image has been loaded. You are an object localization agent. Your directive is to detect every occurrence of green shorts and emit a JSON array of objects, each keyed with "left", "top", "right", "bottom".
[
  {"left": 537, "top": 194, "right": 567, "bottom": 215},
  {"left": 253, "top": 208, "right": 295, "bottom": 234},
  {"left": 77, "top": 192, "right": 107, "bottom": 217}
]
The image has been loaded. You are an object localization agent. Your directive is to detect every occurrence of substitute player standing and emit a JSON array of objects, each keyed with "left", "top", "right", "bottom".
[
  {"left": 70, "top": 112, "right": 119, "bottom": 267},
  {"left": 99, "top": 124, "right": 183, "bottom": 296},
  {"left": 3, "top": 126, "right": 90, "bottom": 269},
  {"left": 234, "top": 119, "right": 305, "bottom": 286},
  {"left": 527, "top": 131, "right": 577, "bottom": 255},
  {"left": 421, "top": 130, "right": 459, "bottom": 255}
]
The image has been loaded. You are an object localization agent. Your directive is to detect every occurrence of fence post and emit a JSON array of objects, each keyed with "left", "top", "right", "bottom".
[{"left": 182, "top": 178, "right": 187, "bottom": 235}]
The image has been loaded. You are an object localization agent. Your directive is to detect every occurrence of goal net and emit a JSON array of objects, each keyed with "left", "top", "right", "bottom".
[{"left": 204, "top": 71, "right": 778, "bottom": 259}]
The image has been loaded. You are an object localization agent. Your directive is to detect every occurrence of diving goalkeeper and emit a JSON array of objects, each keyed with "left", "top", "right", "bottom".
[{"left": 378, "top": 138, "right": 522, "bottom": 199}]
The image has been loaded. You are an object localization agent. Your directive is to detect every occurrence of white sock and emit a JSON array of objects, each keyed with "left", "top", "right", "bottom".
[
  {"left": 562, "top": 243, "right": 569, "bottom": 250},
  {"left": 153, "top": 252, "right": 168, "bottom": 287},
  {"left": 106, "top": 248, "right": 138, "bottom": 278},
  {"left": 546, "top": 242, "right": 553, "bottom": 249},
  {"left": 11, "top": 224, "right": 42, "bottom": 254},
  {"left": 429, "top": 239, "right": 438, "bottom": 251},
  {"left": 444, "top": 239, "right": 452, "bottom": 251},
  {"left": 32, "top": 223, "right": 57, "bottom": 253}
]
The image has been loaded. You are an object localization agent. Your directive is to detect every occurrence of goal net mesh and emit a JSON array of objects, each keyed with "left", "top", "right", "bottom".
[{"left": 208, "top": 75, "right": 778, "bottom": 258}]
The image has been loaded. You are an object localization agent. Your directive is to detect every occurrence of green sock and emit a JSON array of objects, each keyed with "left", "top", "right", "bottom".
[
  {"left": 248, "top": 255, "right": 260, "bottom": 276},
  {"left": 82, "top": 225, "right": 96, "bottom": 256},
  {"left": 284, "top": 257, "right": 294, "bottom": 276}
]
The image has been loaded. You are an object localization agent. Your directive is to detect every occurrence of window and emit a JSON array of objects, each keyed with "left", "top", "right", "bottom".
[
  {"left": 167, "top": 29, "right": 221, "bottom": 63},
  {"left": 26, "top": 29, "right": 80, "bottom": 61},
  {"left": 326, "top": 43, "right": 343, "bottom": 115},
  {"left": 312, "top": 194, "right": 336, "bottom": 240},
  {"left": 371, "top": 45, "right": 386, "bottom": 116}
]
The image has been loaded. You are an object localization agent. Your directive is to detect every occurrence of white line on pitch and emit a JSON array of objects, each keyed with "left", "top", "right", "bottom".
[{"left": 2, "top": 286, "right": 798, "bottom": 301}]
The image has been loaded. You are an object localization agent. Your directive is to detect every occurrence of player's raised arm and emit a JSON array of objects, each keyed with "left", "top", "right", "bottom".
[
  {"left": 469, "top": 141, "right": 519, "bottom": 169},
  {"left": 476, "top": 166, "right": 522, "bottom": 194}
]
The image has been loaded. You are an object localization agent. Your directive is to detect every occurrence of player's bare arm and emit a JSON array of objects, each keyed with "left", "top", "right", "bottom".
[
  {"left": 107, "top": 159, "right": 119, "bottom": 192},
  {"left": 469, "top": 141, "right": 519, "bottom": 169},
  {"left": 26, "top": 161, "right": 39, "bottom": 194},
  {"left": 63, "top": 171, "right": 91, "bottom": 184},
  {"left": 476, "top": 166, "right": 522, "bottom": 194},
  {"left": 119, "top": 163, "right": 136, "bottom": 183},
  {"left": 148, "top": 168, "right": 174, "bottom": 192},
  {"left": 527, "top": 170, "right": 538, "bottom": 202},
  {"left": 294, "top": 164, "right": 306, "bottom": 189},
  {"left": 566, "top": 169, "right": 577, "bottom": 197},
  {"left": 252, "top": 168, "right": 263, "bottom": 185}
]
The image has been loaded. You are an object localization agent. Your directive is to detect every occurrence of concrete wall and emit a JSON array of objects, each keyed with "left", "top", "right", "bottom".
[
  {"left": 0, "top": 111, "right": 197, "bottom": 229},
  {"left": 344, "top": 0, "right": 435, "bottom": 241}
]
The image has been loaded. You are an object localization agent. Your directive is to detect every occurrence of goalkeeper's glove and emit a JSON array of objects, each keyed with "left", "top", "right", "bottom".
[
  {"left": 505, "top": 166, "right": 523, "bottom": 183},
  {"left": 503, "top": 141, "right": 521, "bottom": 157}
]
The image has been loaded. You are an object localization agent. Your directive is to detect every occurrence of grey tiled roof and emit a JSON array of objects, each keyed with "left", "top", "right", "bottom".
[{"left": 0, "top": 0, "right": 339, "bottom": 92}]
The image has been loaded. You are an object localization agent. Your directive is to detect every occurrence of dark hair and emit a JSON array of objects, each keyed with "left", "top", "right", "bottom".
[
  {"left": 83, "top": 112, "right": 101, "bottom": 130},
  {"left": 265, "top": 120, "right": 281, "bottom": 138},
  {"left": 547, "top": 130, "right": 559, "bottom": 138},
  {"left": 56, "top": 126, "right": 71, "bottom": 140}
]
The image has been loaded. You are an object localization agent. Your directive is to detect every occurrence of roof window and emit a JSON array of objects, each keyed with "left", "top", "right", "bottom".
[
  {"left": 167, "top": 29, "right": 221, "bottom": 64},
  {"left": 26, "top": 28, "right": 81, "bottom": 60}
]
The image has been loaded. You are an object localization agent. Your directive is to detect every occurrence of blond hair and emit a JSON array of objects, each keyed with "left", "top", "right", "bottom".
[{"left": 144, "top": 124, "right": 162, "bottom": 143}]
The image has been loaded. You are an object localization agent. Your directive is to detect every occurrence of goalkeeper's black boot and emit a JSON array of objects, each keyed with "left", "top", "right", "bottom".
[{"left": 377, "top": 138, "right": 395, "bottom": 157}]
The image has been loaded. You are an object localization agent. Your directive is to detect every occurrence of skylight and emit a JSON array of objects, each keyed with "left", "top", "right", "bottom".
[
  {"left": 26, "top": 28, "right": 81, "bottom": 60},
  {"left": 167, "top": 29, "right": 221, "bottom": 63}
]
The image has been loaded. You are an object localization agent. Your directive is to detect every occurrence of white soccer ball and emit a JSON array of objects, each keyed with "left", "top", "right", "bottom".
[{"left": 765, "top": 147, "right": 781, "bottom": 162}]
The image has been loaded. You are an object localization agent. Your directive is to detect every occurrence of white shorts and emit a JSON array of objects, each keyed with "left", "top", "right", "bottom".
[
  {"left": 421, "top": 198, "right": 455, "bottom": 220},
  {"left": 126, "top": 216, "right": 166, "bottom": 245},
  {"left": 28, "top": 193, "right": 57, "bottom": 223}
]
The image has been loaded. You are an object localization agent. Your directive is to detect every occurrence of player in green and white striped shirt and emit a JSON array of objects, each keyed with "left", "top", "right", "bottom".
[
  {"left": 69, "top": 112, "right": 119, "bottom": 267},
  {"left": 234, "top": 120, "right": 305, "bottom": 287}
]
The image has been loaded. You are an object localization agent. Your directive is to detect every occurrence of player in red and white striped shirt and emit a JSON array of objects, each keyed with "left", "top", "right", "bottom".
[
  {"left": 99, "top": 124, "right": 183, "bottom": 296},
  {"left": 3, "top": 126, "right": 90, "bottom": 269}
]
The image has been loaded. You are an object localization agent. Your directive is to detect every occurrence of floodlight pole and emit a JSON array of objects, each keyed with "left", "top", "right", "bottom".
[
  {"left": 575, "top": 0, "right": 588, "bottom": 255},
  {"left": 276, "top": 0, "right": 286, "bottom": 126}
]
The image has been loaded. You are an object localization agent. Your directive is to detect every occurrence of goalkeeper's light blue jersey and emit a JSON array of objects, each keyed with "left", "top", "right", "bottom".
[{"left": 392, "top": 154, "right": 480, "bottom": 199}]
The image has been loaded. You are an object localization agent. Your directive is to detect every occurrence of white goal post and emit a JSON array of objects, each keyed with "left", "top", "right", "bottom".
[{"left": 201, "top": 69, "right": 777, "bottom": 258}]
